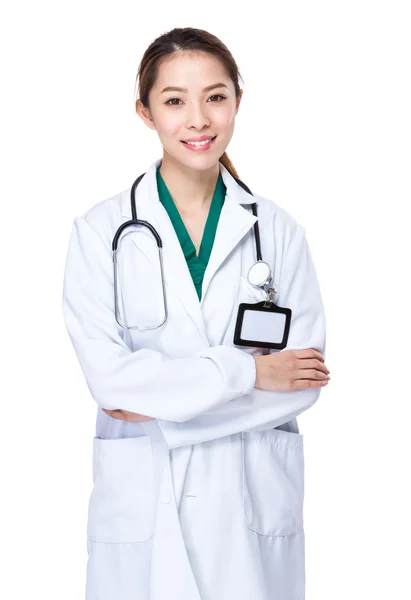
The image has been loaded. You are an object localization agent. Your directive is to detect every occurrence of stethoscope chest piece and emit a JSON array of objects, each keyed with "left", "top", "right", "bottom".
[{"left": 247, "top": 260, "right": 272, "bottom": 288}]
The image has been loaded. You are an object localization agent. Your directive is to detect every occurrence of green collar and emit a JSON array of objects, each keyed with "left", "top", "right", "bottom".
[{"left": 156, "top": 167, "right": 226, "bottom": 265}]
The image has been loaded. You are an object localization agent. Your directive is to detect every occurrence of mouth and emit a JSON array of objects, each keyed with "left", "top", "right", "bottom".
[{"left": 181, "top": 135, "right": 217, "bottom": 151}]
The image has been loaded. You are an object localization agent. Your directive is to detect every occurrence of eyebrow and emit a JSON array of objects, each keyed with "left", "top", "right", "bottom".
[{"left": 160, "top": 82, "right": 228, "bottom": 94}]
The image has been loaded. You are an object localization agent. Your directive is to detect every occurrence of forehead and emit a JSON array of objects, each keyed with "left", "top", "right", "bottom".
[{"left": 153, "top": 51, "right": 232, "bottom": 90}]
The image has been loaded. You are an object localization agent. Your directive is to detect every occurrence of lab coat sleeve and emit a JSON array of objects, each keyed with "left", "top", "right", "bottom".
[
  {"left": 157, "top": 221, "right": 327, "bottom": 449},
  {"left": 62, "top": 216, "right": 256, "bottom": 422}
]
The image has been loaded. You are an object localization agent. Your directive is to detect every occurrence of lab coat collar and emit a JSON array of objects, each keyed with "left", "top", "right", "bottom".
[
  {"left": 120, "top": 157, "right": 256, "bottom": 217},
  {"left": 120, "top": 158, "right": 258, "bottom": 345}
]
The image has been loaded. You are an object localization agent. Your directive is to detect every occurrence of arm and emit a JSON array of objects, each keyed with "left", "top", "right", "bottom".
[
  {"left": 62, "top": 216, "right": 256, "bottom": 422},
  {"left": 157, "top": 221, "right": 327, "bottom": 448}
]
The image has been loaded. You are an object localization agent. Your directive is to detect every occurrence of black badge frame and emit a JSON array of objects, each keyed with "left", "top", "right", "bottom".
[{"left": 233, "top": 298, "right": 292, "bottom": 350}]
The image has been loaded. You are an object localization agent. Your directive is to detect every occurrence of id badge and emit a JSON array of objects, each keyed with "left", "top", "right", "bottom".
[{"left": 233, "top": 288, "right": 292, "bottom": 350}]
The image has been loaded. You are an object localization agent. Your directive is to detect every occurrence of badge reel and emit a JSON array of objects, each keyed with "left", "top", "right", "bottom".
[{"left": 233, "top": 261, "right": 292, "bottom": 350}]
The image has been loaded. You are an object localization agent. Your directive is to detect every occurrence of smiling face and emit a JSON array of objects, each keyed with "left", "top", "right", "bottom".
[{"left": 136, "top": 51, "right": 242, "bottom": 172}]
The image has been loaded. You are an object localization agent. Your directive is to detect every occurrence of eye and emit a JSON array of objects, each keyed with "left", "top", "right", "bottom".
[
  {"left": 208, "top": 94, "right": 226, "bottom": 102},
  {"left": 165, "top": 94, "right": 227, "bottom": 106},
  {"left": 165, "top": 98, "right": 182, "bottom": 106}
]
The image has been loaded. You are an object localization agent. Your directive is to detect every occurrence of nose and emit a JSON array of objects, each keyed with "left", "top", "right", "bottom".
[{"left": 185, "top": 101, "right": 211, "bottom": 130}]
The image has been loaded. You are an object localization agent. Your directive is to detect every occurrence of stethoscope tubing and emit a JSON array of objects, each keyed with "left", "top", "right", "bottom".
[
  {"left": 112, "top": 172, "right": 261, "bottom": 257},
  {"left": 112, "top": 171, "right": 264, "bottom": 331}
]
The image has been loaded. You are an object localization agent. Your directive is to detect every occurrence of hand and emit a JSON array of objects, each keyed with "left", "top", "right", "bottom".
[
  {"left": 253, "top": 348, "right": 330, "bottom": 392},
  {"left": 101, "top": 408, "right": 155, "bottom": 422}
]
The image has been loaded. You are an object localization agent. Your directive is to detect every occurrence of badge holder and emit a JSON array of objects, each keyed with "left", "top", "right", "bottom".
[{"left": 233, "top": 287, "right": 292, "bottom": 350}]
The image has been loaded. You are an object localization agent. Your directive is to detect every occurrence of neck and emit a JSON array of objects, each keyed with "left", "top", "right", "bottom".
[{"left": 159, "top": 153, "right": 220, "bottom": 215}]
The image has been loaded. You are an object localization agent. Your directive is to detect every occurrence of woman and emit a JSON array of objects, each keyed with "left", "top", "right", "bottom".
[{"left": 63, "top": 27, "right": 329, "bottom": 600}]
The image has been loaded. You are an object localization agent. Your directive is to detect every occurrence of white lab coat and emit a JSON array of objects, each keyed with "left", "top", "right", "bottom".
[{"left": 62, "top": 157, "right": 326, "bottom": 600}]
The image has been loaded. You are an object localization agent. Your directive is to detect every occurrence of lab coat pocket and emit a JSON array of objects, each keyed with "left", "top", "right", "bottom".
[
  {"left": 242, "top": 428, "right": 304, "bottom": 536},
  {"left": 87, "top": 436, "right": 155, "bottom": 543}
]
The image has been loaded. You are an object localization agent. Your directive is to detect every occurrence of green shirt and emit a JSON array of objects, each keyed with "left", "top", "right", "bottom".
[{"left": 156, "top": 167, "right": 226, "bottom": 301}]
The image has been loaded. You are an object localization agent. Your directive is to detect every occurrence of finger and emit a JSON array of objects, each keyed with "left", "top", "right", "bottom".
[
  {"left": 298, "top": 359, "right": 330, "bottom": 375},
  {"left": 120, "top": 410, "right": 155, "bottom": 422},
  {"left": 292, "top": 379, "right": 329, "bottom": 389},
  {"left": 133, "top": 415, "right": 156, "bottom": 422},
  {"left": 295, "top": 368, "right": 328, "bottom": 380},
  {"left": 102, "top": 408, "right": 119, "bottom": 418},
  {"left": 103, "top": 410, "right": 129, "bottom": 420},
  {"left": 103, "top": 409, "right": 155, "bottom": 422},
  {"left": 292, "top": 349, "right": 324, "bottom": 362}
]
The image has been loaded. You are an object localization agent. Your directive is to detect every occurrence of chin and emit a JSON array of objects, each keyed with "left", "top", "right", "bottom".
[
  {"left": 174, "top": 152, "right": 220, "bottom": 172},
  {"left": 187, "top": 158, "right": 221, "bottom": 172},
  {"left": 162, "top": 141, "right": 224, "bottom": 170}
]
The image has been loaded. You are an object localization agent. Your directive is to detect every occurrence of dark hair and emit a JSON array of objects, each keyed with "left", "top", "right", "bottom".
[{"left": 135, "top": 27, "right": 244, "bottom": 179}]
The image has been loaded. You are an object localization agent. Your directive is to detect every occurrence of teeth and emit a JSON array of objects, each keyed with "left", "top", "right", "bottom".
[{"left": 185, "top": 138, "right": 213, "bottom": 146}]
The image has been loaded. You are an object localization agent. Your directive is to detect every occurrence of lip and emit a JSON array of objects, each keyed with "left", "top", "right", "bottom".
[
  {"left": 181, "top": 135, "right": 217, "bottom": 152},
  {"left": 182, "top": 135, "right": 216, "bottom": 142}
]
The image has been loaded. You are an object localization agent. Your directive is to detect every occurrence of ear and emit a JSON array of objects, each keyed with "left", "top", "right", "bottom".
[
  {"left": 235, "top": 89, "right": 243, "bottom": 115},
  {"left": 135, "top": 99, "right": 156, "bottom": 131}
]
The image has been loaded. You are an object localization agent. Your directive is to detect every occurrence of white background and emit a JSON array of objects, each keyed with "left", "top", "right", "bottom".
[{"left": 1, "top": 1, "right": 410, "bottom": 598}]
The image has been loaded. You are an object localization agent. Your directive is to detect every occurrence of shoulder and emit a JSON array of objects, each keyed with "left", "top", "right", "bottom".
[
  {"left": 253, "top": 192, "right": 305, "bottom": 244},
  {"left": 74, "top": 188, "right": 128, "bottom": 245}
]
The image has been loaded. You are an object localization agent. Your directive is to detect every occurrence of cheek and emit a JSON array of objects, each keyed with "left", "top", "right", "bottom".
[
  {"left": 155, "top": 110, "right": 183, "bottom": 138},
  {"left": 214, "top": 109, "right": 236, "bottom": 133}
]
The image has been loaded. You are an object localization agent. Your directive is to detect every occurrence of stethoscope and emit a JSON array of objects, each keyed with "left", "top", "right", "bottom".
[{"left": 112, "top": 172, "right": 273, "bottom": 331}]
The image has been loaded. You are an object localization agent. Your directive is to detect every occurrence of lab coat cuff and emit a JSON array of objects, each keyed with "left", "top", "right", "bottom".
[{"left": 240, "top": 352, "right": 257, "bottom": 395}]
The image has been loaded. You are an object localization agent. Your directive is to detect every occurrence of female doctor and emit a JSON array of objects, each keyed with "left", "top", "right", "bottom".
[{"left": 62, "top": 26, "right": 329, "bottom": 600}]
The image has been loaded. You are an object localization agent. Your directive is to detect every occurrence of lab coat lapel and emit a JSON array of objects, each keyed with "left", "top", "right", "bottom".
[
  {"left": 201, "top": 191, "right": 257, "bottom": 303},
  {"left": 121, "top": 159, "right": 257, "bottom": 344}
]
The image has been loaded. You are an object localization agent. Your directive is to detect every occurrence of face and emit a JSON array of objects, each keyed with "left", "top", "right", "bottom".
[{"left": 136, "top": 51, "right": 242, "bottom": 171}]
